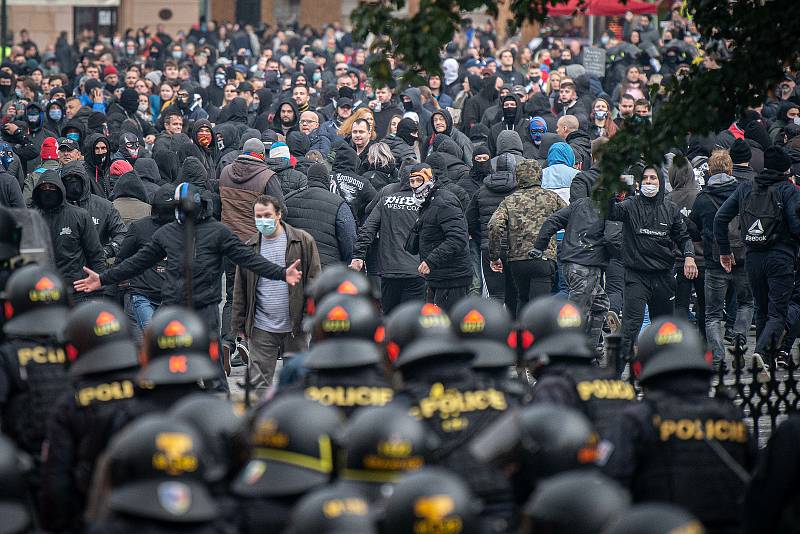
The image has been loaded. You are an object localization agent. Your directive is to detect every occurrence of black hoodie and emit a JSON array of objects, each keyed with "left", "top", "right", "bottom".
[
  {"left": 270, "top": 98, "right": 300, "bottom": 137},
  {"left": 252, "top": 88, "right": 274, "bottom": 133},
  {"left": 425, "top": 151, "right": 470, "bottom": 211},
  {"left": 489, "top": 94, "right": 524, "bottom": 157},
  {"left": 32, "top": 169, "right": 105, "bottom": 286},
  {"left": 189, "top": 119, "right": 215, "bottom": 172},
  {"left": 467, "top": 152, "right": 518, "bottom": 252},
  {"left": 462, "top": 75, "right": 498, "bottom": 134},
  {"left": 330, "top": 142, "right": 377, "bottom": 224},
  {"left": 153, "top": 150, "right": 180, "bottom": 184},
  {"left": 60, "top": 118, "right": 87, "bottom": 146},
  {"left": 62, "top": 160, "right": 126, "bottom": 261},
  {"left": 133, "top": 157, "right": 164, "bottom": 201},
  {"left": 83, "top": 133, "right": 113, "bottom": 199},
  {"left": 427, "top": 108, "right": 473, "bottom": 166},
  {"left": 212, "top": 122, "right": 242, "bottom": 180},
  {"left": 44, "top": 100, "right": 65, "bottom": 136}
]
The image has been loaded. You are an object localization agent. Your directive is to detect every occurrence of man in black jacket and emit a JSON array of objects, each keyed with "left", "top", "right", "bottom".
[
  {"left": 284, "top": 162, "right": 357, "bottom": 268},
  {"left": 350, "top": 165, "right": 425, "bottom": 313},
  {"left": 330, "top": 142, "right": 377, "bottom": 225},
  {"left": 61, "top": 161, "right": 126, "bottom": 265},
  {"left": 32, "top": 171, "right": 105, "bottom": 301},
  {"left": 607, "top": 165, "right": 697, "bottom": 366},
  {"left": 74, "top": 183, "right": 303, "bottom": 388},
  {"left": 405, "top": 163, "right": 472, "bottom": 310}
]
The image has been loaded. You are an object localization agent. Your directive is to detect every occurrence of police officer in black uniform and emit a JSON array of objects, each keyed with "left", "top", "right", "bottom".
[
  {"left": 470, "top": 403, "right": 600, "bottom": 505},
  {"left": 449, "top": 295, "right": 525, "bottom": 399},
  {"left": 284, "top": 293, "right": 393, "bottom": 417},
  {"left": 0, "top": 434, "right": 35, "bottom": 534},
  {"left": 336, "top": 405, "right": 437, "bottom": 507},
  {"left": 85, "top": 414, "right": 220, "bottom": 533},
  {"left": 39, "top": 300, "right": 141, "bottom": 532},
  {"left": 387, "top": 301, "right": 514, "bottom": 533},
  {"left": 521, "top": 471, "right": 630, "bottom": 534},
  {"left": 518, "top": 295, "right": 636, "bottom": 440},
  {"left": 603, "top": 317, "right": 754, "bottom": 534},
  {"left": 228, "top": 394, "right": 343, "bottom": 533},
  {"left": 286, "top": 484, "right": 376, "bottom": 534},
  {"left": 382, "top": 467, "right": 480, "bottom": 534},
  {"left": 135, "top": 306, "right": 221, "bottom": 411},
  {"left": 604, "top": 503, "right": 706, "bottom": 534},
  {"left": 0, "top": 207, "right": 22, "bottom": 342},
  {"left": 0, "top": 265, "right": 71, "bottom": 469}
]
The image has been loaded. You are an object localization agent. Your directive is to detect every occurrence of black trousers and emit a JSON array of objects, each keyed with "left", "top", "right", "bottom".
[
  {"left": 482, "top": 253, "right": 519, "bottom": 316},
  {"left": 621, "top": 269, "right": 676, "bottom": 363},
  {"left": 381, "top": 276, "right": 426, "bottom": 314},
  {"left": 676, "top": 265, "right": 706, "bottom": 339},
  {"left": 426, "top": 285, "right": 468, "bottom": 312},
  {"left": 196, "top": 302, "right": 228, "bottom": 393},
  {"left": 605, "top": 258, "right": 625, "bottom": 316},
  {"left": 509, "top": 258, "right": 556, "bottom": 316}
]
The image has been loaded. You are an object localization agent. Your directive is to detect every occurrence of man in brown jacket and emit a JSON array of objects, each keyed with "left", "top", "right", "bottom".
[
  {"left": 232, "top": 194, "right": 321, "bottom": 390},
  {"left": 220, "top": 137, "right": 284, "bottom": 362}
]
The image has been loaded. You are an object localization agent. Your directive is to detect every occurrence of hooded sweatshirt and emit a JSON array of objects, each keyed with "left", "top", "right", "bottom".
[
  {"left": 83, "top": 133, "right": 113, "bottom": 199},
  {"left": 110, "top": 169, "right": 151, "bottom": 227},
  {"left": 490, "top": 130, "right": 525, "bottom": 172},
  {"left": 270, "top": 98, "right": 300, "bottom": 137},
  {"left": 400, "top": 87, "right": 432, "bottom": 142},
  {"left": 542, "top": 142, "right": 579, "bottom": 203},
  {"left": 32, "top": 170, "right": 105, "bottom": 285},
  {"left": 666, "top": 158, "right": 702, "bottom": 265},
  {"left": 212, "top": 122, "right": 242, "bottom": 180},
  {"left": 133, "top": 157, "right": 164, "bottom": 201},
  {"left": 467, "top": 152, "right": 518, "bottom": 252},
  {"left": 330, "top": 143, "right": 377, "bottom": 224},
  {"left": 428, "top": 108, "right": 472, "bottom": 166},
  {"left": 460, "top": 145, "right": 492, "bottom": 200},
  {"left": 153, "top": 150, "right": 180, "bottom": 184},
  {"left": 690, "top": 172, "right": 739, "bottom": 266}
]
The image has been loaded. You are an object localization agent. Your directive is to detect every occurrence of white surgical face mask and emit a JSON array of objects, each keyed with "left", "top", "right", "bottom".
[{"left": 640, "top": 183, "right": 659, "bottom": 197}]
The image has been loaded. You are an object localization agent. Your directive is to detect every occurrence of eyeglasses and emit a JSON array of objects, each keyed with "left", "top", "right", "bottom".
[{"left": 300, "top": 119, "right": 318, "bottom": 125}]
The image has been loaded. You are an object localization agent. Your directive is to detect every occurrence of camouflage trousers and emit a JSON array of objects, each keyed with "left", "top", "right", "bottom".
[{"left": 563, "top": 262, "right": 610, "bottom": 346}]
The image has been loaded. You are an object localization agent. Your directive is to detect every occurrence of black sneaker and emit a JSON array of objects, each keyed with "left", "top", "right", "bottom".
[
  {"left": 724, "top": 329, "right": 734, "bottom": 344},
  {"left": 775, "top": 351, "right": 790, "bottom": 370}
]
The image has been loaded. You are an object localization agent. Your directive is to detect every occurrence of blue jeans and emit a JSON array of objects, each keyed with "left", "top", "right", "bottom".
[
  {"left": 130, "top": 293, "right": 157, "bottom": 330},
  {"left": 704, "top": 266, "right": 754, "bottom": 364}
]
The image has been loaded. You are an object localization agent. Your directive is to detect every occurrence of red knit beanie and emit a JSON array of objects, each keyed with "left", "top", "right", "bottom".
[
  {"left": 109, "top": 159, "right": 134, "bottom": 176},
  {"left": 40, "top": 137, "right": 58, "bottom": 160}
]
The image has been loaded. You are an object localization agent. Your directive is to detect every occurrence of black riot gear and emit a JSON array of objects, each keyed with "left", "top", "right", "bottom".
[
  {"left": 384, "top": 301, "right": 470, "bottom": 368},
  {"left": 470, "top": 404, "right": 599, "bottom": 502},
  {"left": 635, "top": 317, "right": 711, "bottom": 382},
  {"left": 309, "top": 294, "right": 382, "bottom": 343},
  {"left": 604, "top": 503, "right": 705, "bottom": 534},
  {"left": 0, "top": 206, "right": 21, "bottom": 262},
  {"left": 3, "top": 264, "right": 69, "bottom": 337},
  {"left": 305, "top": 265, "right": 379, "bottom": 315},
  {"left": 170, "top": 393, "right": 245, "bottom": 485},
  {"left": 337, "top": 405, "right": 437, "bottom": 502},
  {"left": 382, "top": 467, "right": 480, "bottom": 534},
  {"left": 0, "top": 435, "right": 33, "bottom": 534},
  {"left": 522, "top": 472, "right": 630, "bottom": 534},
  {"left": 449, "top": 295, "right": 516, "bottom": 368},
  {"left": 518, "top": 296, "right": 593, "bottom": 365},
  {"left": 286, "top": 484, "right": 376, "bottom": 534},
  {"left": 139, "top": 306, "right": 219, "bottom": 386},
  {"left": 63, "top": 300, "right": 139, "bottom": 377},
  {"left": 102, "top": 413, "right": 218, "bottom": 524}
]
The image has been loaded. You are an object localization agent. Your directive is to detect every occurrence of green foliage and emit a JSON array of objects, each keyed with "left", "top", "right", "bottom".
[{"left": 352, "top": 0, "right": 800, "bottom": 210}]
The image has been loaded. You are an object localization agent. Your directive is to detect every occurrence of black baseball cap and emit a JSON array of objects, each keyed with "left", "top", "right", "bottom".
[
  {"left": 337, "top": 97, "right": 353, "bottom": 108},
  {"left": 57, "top": 137, "right": 80, "bottom": 152}
]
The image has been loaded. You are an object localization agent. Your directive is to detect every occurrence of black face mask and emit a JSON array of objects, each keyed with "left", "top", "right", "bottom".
[
  {"left": 36, "top": 189, "right": 61, "bottom": 209},
  {"left": 62, "top": 177, "right": 83, "bottom": 201},
  {"left": 402, "top": 99, "right": 413, "bottom": 112},
  {"left": 154, "top": 206, "right": 174, "bottom": 224},
  {"left": 473, "top": 158, "right": 492, "bottom": 178},
  {"left": 503, "top": 106, "right": 517, "bottom": 123}
]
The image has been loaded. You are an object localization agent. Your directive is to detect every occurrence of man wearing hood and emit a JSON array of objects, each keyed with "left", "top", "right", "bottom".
[
  {"left": 212, "top": 122, "right": 242, "bottom": 180},
  {"left": 60, "top": 117, "right": 86, "bottom": 149},
  {"left": 467, "top": 152, "right": 517, "bottom": 306},
  {"left": 109, "top": 162, "right": 151, "bottom": 227},
  {"left": 330, "top": 141, "right": 377, "bottom": 225},
  {"left": 285, "top": 162, "right": 356, "bottom": 268},
  {"left": 391, "top": 117, "right": 421, "bottom": 163},
  {"left": 112, "top": 131, "right": 142, "bottom": 167},
  {"left": 350, "top": 162, "right": 425, "bottom": 313},
  {"left": 462, "top": 74, "right": 498, "bottom": 135},
  {"left": 107, "top": 88, "right": 156, "bottom": 143},
  {"left": 21, "top": 103, "right": 57, "bottom": 173},
  {"left": 459, "top": 145, "right": 492, "bottom": 200},
  {"left": 173, "top": 86, "right": 209, "bottom": 122},
  {"left": 769, "top": 101, "right": 799, "bottom": 143},
  {"left": 62, "top": 160, "right": 126, "bottom": 264},
  {"left": 405, "top": 163, "right": 472, "bottom": 310},
  {"left": 44, "top": 99, "right": 65, "bottom": 135},
  {"left": 83, "top": 133, "right": 112, "bottom": 199},
  {"left": 428, "top": 108, "right": 472, "bottom": 166},
  {"left": 118, "top": 183, "right": 174, "bottom": 336},
  {"left": 23, "top": 136, "right": 60, "bottom": 207},
  {"left": 542, "top": 141, "right": 580, "bottom": 203},
  {"left": 714, "top": 146, "right": 800, "bottom": 371},
  {"left": 490, "top": 129, "right": 525, "bottom": 171},
  {"left": 31, "top": 170, "right": 105, "bottom": 300},
  {"left": 489, "top": 94, "right": 524, "bottom": 157},
  {"left": 133, "top": 157, "right": 163, "bottom": 201},
  {"left": 521, "top": 116, "right": 560, "bottom": 163},
  {"left": 270, "top": 98, "right": 300, "bottom": 137},
  {"left": 267, "top": 141, "right": 308, "bottom": 197},
  {"left": 400, "top": 87, "right": 433, "bottom": 143},
  {"left": 691, "top": 150, "right": 754, "bottom": 368},
  {"left": 489, "top": 159, "right": 565, "bottom": 316},
  {"left": 608, "top": 165, "right": 697, "bottom": 365},
  {"left": 430, "top": 135, "right": 470, "bottom": 185},
  {"left": 186, "top": 119, "right": 215, "bottom": 174},
  {"left": 425, "top": 151, "right": 470, "bottom": 212}
]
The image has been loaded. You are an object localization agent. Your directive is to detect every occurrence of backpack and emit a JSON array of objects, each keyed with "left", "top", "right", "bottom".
[
  {"left": 708, "top": 194, "right": 746, "bottom": 262},
  {"left": 738, "top": 184, "right": 783, "bottom": 249}
]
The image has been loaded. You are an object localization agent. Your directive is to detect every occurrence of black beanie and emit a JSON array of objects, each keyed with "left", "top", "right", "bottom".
[
  {"left": 764, "top": 146, "right": 792, "bottom": 172},
  {"left": 728, "top": 139, "right": 752, "bottom": 165},
  {"left": 307, "top": 162, "right": 329, "bottom": 183}
]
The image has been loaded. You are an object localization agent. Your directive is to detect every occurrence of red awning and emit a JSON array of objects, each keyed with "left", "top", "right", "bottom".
[{"left": 546, "top": 0, "right": 658, "bottom": 16}]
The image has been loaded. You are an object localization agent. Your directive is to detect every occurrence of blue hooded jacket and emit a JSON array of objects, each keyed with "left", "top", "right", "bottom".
[{"left": 542, "top": 142, "right": 579, "bottom": 200}]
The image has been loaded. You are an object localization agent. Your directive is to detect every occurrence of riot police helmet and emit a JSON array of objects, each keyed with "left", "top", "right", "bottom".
[
  {"left": 0, "top": 434, "right": 32, "bottom": 534},
  {"left": 105, "top": 413, "right": 217, "bottom": 522},
  {"left": 518, "top": 296, "right": 593, "bottom": 365},
  {"left": 230, "top": 394, "right": 343, "bottom": 498},
  {"left": 305, "top": 265, "right": 379, "bottom": 314},
  {"left": 63, "top": 300, "right": 139, "bottom": 378},
  {"left": 2, "top": 264, "right": 68, "bottom": 337},
  {"left": 308, "top": 293, "right": 383, "bottom": 343},
  {"left": 0, "top": 207, "right": 21, "bottom": 262},
  {"left": 636, "top": 317, "right": 710, "bottom": 383},
  {"left": 139, "top": 306, "right": 219, "bottom": 386},
  {"left": 602, "top": 503, "right": 705, "bottom": 534},
  {"left": 286, "top": 483, "right": 376, "bottom": 534},
  {"left": 450, "top": 295, "right": 516, "bottom": 368},
  {"left": 384, "top": 301, "right": 472, "bottom": 368}
]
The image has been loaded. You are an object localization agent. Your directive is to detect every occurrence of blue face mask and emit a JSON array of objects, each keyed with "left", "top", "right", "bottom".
[
  {"left": 530, "top": 128, "right": 545, "bottom": 144},
  {"left": 66, "top": 132, "right": 80, "bottom": 142},
  {"left": 255, "top": 217, "right": 277, "bottom": 236},
  {"left": 48, "top": 108, "right": 63, "bottom": 121}
]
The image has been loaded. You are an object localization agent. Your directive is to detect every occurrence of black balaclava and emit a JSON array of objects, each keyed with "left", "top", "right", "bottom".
[
  {"left": 120, "top": 132, "right": 140, "bottom": 160},
  {"left": 62, "top": 174, "right": 84, "bottom": 202},
  {"left": 471, "top": 146, "right": 492, "bottom": 179},
  {"left": 397, "top": 118, "right": 419, "bottom": 146},
  {"left": 119, "top": 88, "right": 139, "bottom": 115},
  {"left": 502, "top": 95, "right": 518, "bottom": 125}
]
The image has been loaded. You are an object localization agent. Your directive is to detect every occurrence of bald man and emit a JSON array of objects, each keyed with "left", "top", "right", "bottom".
[
  {"left": 557, "top": 115, "right": 591, "bottom": 171},
  {"left": 299, "top": 110, "right": 331, "bottom": 156}
]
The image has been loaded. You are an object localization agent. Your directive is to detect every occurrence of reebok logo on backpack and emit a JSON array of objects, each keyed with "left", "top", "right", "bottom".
[{"left": 739, "top": 185, "right": 782, "bottom": 249}]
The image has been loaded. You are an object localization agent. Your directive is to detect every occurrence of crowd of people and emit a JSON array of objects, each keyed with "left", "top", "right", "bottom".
[{"left": 0, "top": 1, "right": 797, "bottom": 532}]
